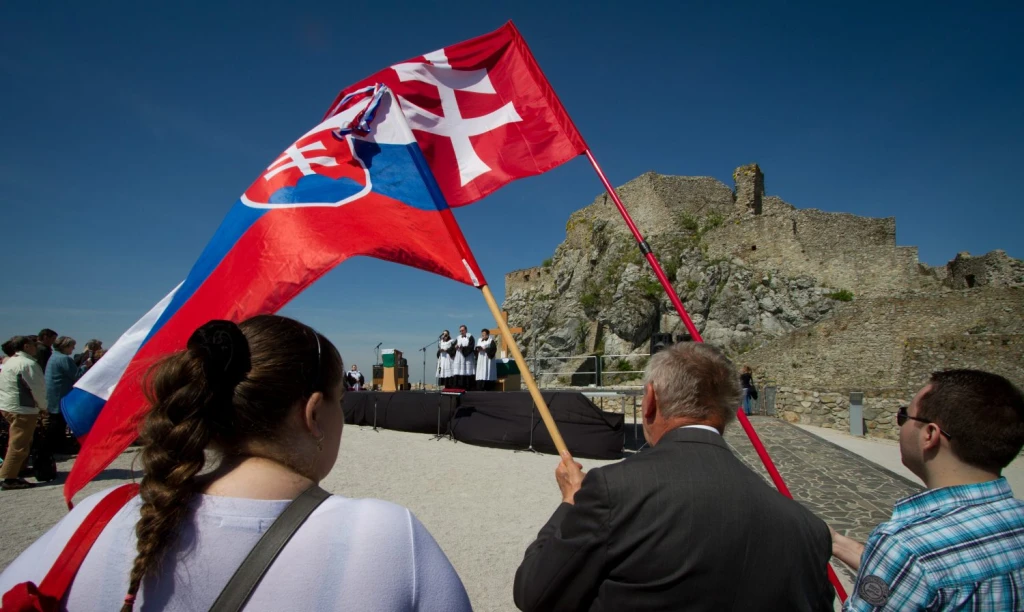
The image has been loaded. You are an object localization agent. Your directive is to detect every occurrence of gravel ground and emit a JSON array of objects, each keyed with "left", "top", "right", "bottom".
[{"left": 0, "top": 425, "right": 617, "bottom": 611}]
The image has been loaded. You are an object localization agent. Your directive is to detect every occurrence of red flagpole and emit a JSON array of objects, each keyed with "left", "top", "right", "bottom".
[
  {"left": 584, "top": 148, "right": 849, "bottom": 602},
  {"left": 584, "top": 150, "right": 702, "bottom": 342}
]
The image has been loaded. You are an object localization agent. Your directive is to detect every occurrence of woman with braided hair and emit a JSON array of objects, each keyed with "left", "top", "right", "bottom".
[{"left": 0, "top": 315, "right": 471, "bottom": 611}]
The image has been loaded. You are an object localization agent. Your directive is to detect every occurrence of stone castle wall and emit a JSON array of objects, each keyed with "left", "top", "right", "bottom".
[
  {"left": 505, "top": 265, "right": 556, "bottom": 298},
  {"left": 703, "top": 204, "right": 929, "bottom": 297},
  {"left": 774, "top": 332, "right": 1024, "bottom": 440},
  {"left": 743, "top": 288, "right": 1024, "bottom": 393},
  {"left": 946, "top": 250, "right": 1024, "bottom": 290},
  {"left": 774, "top": 387, "right": 903, "bottom": 439},
  {"left": 901, "top": 333, "right": 1024, "bottom": 394},
  {"left": 758, "top": 287, "right": 1024, "bottom": 441}
]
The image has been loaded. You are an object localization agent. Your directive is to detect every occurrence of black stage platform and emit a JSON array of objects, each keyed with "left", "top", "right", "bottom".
[{"left": 342, "top": 391, "right": 625, "bottom": 459}]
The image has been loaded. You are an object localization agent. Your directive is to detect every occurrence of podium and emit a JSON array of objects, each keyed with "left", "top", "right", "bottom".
[
  {"left": 496, "top": 359, "right": 521, "bottom": 391},
  {"left": 381, "top": 349, "right": 408, "bottom": 391}
]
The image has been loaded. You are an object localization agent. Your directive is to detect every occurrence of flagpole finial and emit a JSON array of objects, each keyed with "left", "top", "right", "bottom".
[{"left": 329, "top": 84, "right": 389, "bottom": 138}]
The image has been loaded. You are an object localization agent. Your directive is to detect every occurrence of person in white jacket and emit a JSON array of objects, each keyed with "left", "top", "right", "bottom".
[{"left": 0, "top": 335, "right": 48, "bottom": 490}]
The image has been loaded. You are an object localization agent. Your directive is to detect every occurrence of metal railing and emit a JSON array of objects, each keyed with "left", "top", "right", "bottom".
[{"left": 519, "top": 353, "right": 649, "bottom": 389}]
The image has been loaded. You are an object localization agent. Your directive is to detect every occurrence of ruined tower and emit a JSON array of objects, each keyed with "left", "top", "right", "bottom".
[{"left": 733, "top": 163, "right": 764, "bottom": 215}]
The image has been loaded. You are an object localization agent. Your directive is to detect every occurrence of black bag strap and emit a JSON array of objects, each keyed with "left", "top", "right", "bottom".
[{"left": 208, "top": 484, "right": 331, "bottom": 612}]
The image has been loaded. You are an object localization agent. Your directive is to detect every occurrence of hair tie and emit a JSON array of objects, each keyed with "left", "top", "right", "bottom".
[{"left": 187, "top": 320, "right": 252, "bottom": 391}]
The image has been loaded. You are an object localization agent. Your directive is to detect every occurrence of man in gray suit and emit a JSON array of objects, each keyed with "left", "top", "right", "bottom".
[{"left": 514, "top": 342, "right": 834, "bottom": 611}]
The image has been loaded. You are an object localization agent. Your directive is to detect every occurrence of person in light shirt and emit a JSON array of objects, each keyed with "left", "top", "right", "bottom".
[
  {"left": 830, "top": 370, "right": 1024, "bottom": 610},
  {"left": 0, "top": 336, "right": 48, "bottom": 490}
]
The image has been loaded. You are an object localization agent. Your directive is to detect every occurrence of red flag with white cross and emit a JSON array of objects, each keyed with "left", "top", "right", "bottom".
[{"left": 324, "top": 21, "right": 587, "bottom": 207}]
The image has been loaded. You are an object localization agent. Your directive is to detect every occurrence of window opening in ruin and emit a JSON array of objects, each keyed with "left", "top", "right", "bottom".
[
  {"left": 523, "top": 274, "right": 530, "bottom": 282},
  {"left": 792, "top": 220, "right": 797, "bottom": 235},
  {"left": 965, "top": 274, "right": 976, "bottom": 288},
  {"left": 751, "top": 245, "right": 757, "bottom": 251}
]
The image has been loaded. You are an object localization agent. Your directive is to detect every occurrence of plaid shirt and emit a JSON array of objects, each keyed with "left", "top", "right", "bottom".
[{"left": 844, "top": 478, "right": 1024, "bottom": 611}]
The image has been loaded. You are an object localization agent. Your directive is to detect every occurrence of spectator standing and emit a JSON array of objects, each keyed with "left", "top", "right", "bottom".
[
  {"left": 74, "top": 339, "right": 102, "bottom": 367},
  {"left": 514, "top": 343, "right": 834, "bottom": 611},
  {"left": 830, "top": 370, "right": 1024, "bottom": 610},
  {"left": 0, "top": 336, "right": 48, "bottom": 490},
  {"left": 44, "top": 336, "right": 85, "bottom": 453},
  {"left": 740, "top": 365, "right": 757, "bottom": 416},
  {"left": 0, "top": 340, "right": 16, "bottom": 370},
  {"left": 34, "top": 329, "right": 57, "bottom": 372}
]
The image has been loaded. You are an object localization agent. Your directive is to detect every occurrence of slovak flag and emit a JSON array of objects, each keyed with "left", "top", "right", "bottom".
[
  {"left": 61, "top": 86, "right": 486, "bottom": 505},
  {"left": 326, "top": 21, "right": 588, "bottom": 207}
]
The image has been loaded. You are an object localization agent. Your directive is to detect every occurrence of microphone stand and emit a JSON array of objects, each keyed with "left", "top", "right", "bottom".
[{"left": 418, "top": 338, "right": 439, "bottom": 390}]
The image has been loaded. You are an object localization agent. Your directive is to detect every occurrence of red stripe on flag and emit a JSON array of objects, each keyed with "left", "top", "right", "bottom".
[{"left": 64, "top": 195, "right": 482, "bottom": 505}]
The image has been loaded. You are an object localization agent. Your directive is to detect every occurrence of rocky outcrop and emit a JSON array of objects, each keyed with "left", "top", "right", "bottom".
[{"left": 503, "top": 164, "right": 1024, "bottom": 404}]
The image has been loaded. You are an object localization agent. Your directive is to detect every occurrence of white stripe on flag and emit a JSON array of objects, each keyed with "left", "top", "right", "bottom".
[{"left": 73, "top": 283, "right": 181, "bottom": 401}]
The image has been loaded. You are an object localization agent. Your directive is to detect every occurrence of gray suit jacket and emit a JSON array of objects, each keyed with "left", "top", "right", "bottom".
[{"left": 514, "top": 427, "right": 834, "bottom": 611}]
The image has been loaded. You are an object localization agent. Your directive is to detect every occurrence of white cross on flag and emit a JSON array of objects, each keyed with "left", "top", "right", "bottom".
[{"left": 325, "top": 22, "right": 588, "bottom": 207}]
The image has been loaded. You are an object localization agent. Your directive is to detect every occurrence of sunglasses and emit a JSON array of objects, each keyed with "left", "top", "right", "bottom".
[{"left": 897, "top": 405, "right": 952, "bottom": 439}]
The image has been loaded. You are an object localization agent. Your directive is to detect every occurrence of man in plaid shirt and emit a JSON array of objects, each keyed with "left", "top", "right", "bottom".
[{"left": 831, "top": 370, "right": 1024, "bottom": 610}]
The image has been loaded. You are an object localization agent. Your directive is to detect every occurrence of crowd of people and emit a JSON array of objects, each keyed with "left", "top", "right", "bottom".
[
  {"left": 436, "top": 324, "right": 499, "bottom": 390},
  {"left": 0, "top": 330, "right": 106, "bottom": 490},
  {"left": 0, "top": 315, "right": 1021, "bottom": 610}
]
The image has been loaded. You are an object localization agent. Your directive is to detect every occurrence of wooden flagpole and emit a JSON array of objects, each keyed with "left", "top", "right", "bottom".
[{"left": 479, "top": 284, "right": 568, "bottom": 455}]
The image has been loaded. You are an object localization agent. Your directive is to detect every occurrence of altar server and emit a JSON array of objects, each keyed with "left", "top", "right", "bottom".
[
  {"left": 436, "top": 330, "right": 456, "bottom": 388},
  {"left": 452, "top": 325, "right": 475, "bottom": 389},
  {"left": 475, "top": 329, "right": 498, "bottom": 391}
]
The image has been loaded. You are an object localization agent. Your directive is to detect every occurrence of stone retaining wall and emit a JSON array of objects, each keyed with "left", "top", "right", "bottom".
[{"left": 775, "top": 387, "right": 908, "bottom": 440}]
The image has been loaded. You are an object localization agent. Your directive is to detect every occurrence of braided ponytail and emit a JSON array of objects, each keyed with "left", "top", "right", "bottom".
[{"left": 122, "top": 321, "right": 251, "bottom": 611}]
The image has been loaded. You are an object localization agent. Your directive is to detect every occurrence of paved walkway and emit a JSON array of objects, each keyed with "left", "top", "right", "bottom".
[
  {"left": 720, "top": 417, "right": 923, "bottom": 595},
  {"left": 793, "top": 423, "right": 1024, "bottom": 496},
  {"left": 724, "top": 417, "right": 921, "bottom": 543}
]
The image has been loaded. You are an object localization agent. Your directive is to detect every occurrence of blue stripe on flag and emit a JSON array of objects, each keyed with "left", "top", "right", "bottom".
[
  {"left": 61, "top": 388, "right": 107, "bottom": 437},
  {"left": 141, "top": 203, "right": 266, "bottom": 346}
]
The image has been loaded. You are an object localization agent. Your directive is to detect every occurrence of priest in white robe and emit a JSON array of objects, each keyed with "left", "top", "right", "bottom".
[
  {"left": 436, "top": 330, "right": 456, "bottom": 388},
  {"left": 452, "top": 325, "right": 476, "bottom": 389},
  {"left": 474, "top": 329, "right": 498, "bottom": 391}
]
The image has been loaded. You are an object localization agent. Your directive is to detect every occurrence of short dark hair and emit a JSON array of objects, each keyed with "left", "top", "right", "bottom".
[
  {"left": 7, "top": 336, "right": 32, "bottom": 354},
  {"left": 38, "top": 328, "right": 57, "bottom": 339},
  {"left": 1, "top": 339, "right": 16, "bottom": 357},
  {"left": 85, "top": 339, "right": 102, "bottom": 350},
  {"left": 917, "top": 370, "right": 1024, "bottom": 472}
]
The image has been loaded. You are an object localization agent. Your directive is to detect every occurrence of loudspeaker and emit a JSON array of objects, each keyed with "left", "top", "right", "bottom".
[{"left": 650, "top": 332, "right": 674, "bottom": 355}]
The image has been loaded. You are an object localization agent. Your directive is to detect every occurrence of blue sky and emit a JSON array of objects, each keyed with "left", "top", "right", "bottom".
[{"left": 2, "top": 1, "right": 1021, "bottom": 384}]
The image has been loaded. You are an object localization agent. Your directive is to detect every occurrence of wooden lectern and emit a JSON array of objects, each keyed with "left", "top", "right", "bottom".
[{"left": 381, "top": 349, "right": 407, "bottom": 391}]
